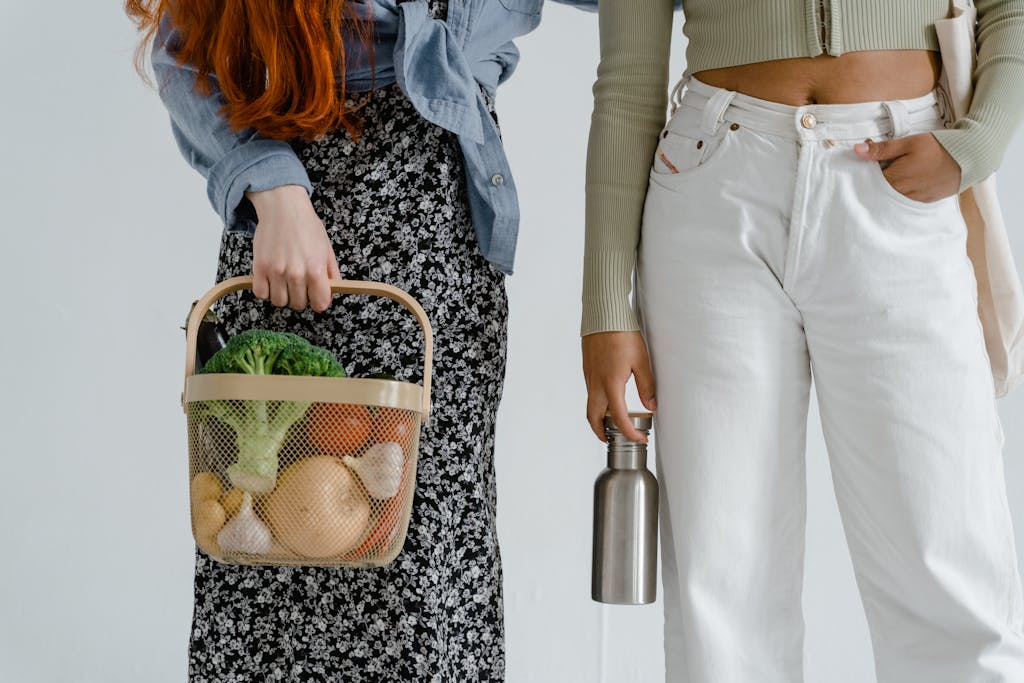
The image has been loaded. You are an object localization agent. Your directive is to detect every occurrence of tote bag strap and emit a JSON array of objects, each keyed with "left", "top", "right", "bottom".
[{"left": 936, "top": 0, "right": 978, "bottom": 121}]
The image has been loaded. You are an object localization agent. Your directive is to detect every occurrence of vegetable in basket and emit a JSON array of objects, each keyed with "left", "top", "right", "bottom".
[
  {"left": 344, "top": 440, "right": 415, "bottom": 559},
  {"left": 346, "top": 494, "right": 405, "bottom": 560},
  {"left": 192, "top": 329, "right": 347, "bottom": 494},
  {"left": 265, "top": 456, "right": 371, "bottom": 558},
  {"left": 307, "top": 403, "right": 373, "bottom": 456},
  {"left": 182, "top": 301, "right": 229, "bottom": 373},
  {"left": 217, "top": 491, "right": 273, "bottom": 555},
  {"left": 190, "top": 472, "right": 227, "bottom": 555},
  {"left": 344, "top": 442, "right": 405, "bottom": 499}
]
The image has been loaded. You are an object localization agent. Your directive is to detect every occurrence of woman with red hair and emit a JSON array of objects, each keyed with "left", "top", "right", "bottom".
[{"left": 127, "top": 1, "right": 549, "bottom": 680}]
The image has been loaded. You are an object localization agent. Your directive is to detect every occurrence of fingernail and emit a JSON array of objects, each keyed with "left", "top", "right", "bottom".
[{"left": 854, "top": 142, "right": 868, "bottom": 154}]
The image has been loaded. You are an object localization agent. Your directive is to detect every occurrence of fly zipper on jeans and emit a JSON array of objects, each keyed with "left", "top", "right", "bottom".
[{"left": 780, "top": 126, "right": 819, "bottom": 301}]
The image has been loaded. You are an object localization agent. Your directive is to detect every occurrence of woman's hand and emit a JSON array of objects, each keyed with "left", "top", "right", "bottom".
[
  {"left": 247, "top": 185, "right": 342, "bottom": 313},
  {"left": 854, "top": 132, "right": 962, "bottom": 203},
  {"left": 582, "top": 330, "right": 657, "bottom": 444}
]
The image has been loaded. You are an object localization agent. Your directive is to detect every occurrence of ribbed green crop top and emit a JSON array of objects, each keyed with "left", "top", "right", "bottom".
[{"left": 582, "top": 0, "right": 1024, "bottom": 336}]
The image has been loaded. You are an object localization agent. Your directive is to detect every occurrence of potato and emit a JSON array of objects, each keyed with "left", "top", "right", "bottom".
[
  {"left": 192, "top": 498, "right": 227, "bottom": 537},
  {"left": 190, "top": 472, "right": 223, "bottom": 503}
]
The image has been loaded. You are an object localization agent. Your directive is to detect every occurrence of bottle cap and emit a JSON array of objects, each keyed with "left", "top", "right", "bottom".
[{"left": 603, "top": 412, "right": 653, "bottom": 433}]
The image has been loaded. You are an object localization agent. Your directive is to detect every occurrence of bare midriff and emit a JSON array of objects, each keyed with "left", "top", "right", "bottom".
[{"left": 692, "top": 50, "right": 942, "bottom": 106}]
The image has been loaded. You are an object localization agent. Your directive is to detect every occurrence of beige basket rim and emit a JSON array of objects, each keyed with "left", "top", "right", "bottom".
[
  {"left": 185, "top": 374, "right": 424, "bottom": 413},
  {"left": 183, "top": 275, "right": 433, "bottom": 419}
]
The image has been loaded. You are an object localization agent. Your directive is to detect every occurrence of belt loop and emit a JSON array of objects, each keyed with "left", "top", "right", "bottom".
[
  {"left": 882, "top": 99, "right": 910, "bottom": 139},
  {"left": 701, "top": 87, "right": 737, "bottom": 136},
  {"left": 669, "top": 74, "right": 688, "bottom": 116}
]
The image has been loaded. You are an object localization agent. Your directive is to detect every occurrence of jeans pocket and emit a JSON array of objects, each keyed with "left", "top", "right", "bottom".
[
  {"left": 867, "top": 156, "right": 955, "bottom": 212},
  {"left": 652, "top": 129, "right": 708, "bottom": 175},
  {"left": 649, "top": 118, "right": 736, "bottom": 191},
  {"left": 866, "top": 116, "right": 956, "bottom": 211}
]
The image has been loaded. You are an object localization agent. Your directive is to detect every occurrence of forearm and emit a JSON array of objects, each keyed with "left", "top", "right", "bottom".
[
  {"left": 931, "top": 0, "right": 1024, "bottom": 191},
  {"left": 581, "top": 0, "right": 675, "bottom": 336}
]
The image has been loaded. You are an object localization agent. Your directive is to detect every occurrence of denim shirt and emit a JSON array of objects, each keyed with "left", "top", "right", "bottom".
[{"left": 152, "top": 0, "right": 578, "bottom": 275}]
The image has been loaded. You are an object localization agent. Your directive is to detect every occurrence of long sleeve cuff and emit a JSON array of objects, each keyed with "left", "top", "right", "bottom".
[
  {"left": 206, "top": 140, "right": 313, "bottom": 233},
  {"left": 931, "top": 100, "right": 1017, "bottom": 192},
  {"left": 581, "top": 249, "right": 640, "bottom": 336}
]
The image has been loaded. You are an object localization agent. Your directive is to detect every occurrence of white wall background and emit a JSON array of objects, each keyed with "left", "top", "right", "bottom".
[{"left": 1, "top": 2, "right": 1022, "bottom": 682}]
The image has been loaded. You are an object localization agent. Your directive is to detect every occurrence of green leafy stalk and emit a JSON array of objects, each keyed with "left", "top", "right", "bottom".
[{"left": 226, "top": 400, "right": 310, "bottom": 494}]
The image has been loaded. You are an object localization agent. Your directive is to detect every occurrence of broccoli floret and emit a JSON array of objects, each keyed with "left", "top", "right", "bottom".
[
  {"left": 193, "top": 329, "right": 346, "bottom": 493},
  {"left": 201, "top": 329, "right": 308, "bottom": 375},
  {"left": 275, "top": 341, "right": 347, "bottom": 378}
]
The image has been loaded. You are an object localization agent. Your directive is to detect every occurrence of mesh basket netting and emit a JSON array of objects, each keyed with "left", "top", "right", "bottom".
[{"left": 182, "top": 277, "right": 432, "bottom": 568}]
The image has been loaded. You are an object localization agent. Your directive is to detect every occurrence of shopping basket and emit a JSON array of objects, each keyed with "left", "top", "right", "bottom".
[{"left": 181, "top": 275, "right": 432, "bottom": 568}]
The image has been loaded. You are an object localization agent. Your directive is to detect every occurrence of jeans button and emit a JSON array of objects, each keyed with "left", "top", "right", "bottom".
[{"left": 801, "top": 113, "right": 817, "bottom": 129}]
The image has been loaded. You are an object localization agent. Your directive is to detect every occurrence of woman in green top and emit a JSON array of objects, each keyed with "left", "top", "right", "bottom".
[{"left": 581, "top": 1, "right": 1024, "bottom": 680}]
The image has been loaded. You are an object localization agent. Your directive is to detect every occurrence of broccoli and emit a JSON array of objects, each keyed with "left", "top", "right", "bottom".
[
  {"left": 193, "top": 329, "right": 346, "bottom": 494},
  {"left": 275, "top": 341, "right": 348, "bottom": 378}
]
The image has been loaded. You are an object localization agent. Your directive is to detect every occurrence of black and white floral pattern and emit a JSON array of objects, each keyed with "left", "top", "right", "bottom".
[{"left": 188, "top": 4, "right": 509, "bottom": 679}]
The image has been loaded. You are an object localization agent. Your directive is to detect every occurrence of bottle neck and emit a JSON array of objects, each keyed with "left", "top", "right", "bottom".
[{"left": 606, "top": 433, "right": 649, "bottom": 470}]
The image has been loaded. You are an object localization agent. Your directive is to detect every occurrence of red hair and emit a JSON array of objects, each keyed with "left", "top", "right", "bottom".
[{"left": 126, "top": 0, "right": 373, "bottom": 141}]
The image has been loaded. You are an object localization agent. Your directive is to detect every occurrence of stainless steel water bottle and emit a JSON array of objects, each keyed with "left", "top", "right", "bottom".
[{"left": 592, "top": 412, "right": 659, "bottom": 605}]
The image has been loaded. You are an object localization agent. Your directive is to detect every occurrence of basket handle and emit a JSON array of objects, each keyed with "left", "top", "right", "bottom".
[{"left": 183, "top": 275, "right": 433, "bottom": 419}]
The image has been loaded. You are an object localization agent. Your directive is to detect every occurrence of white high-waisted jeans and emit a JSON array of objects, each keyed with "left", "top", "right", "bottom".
[{"left": 636, "top": 75, "right": 1024, "bottom": 682}]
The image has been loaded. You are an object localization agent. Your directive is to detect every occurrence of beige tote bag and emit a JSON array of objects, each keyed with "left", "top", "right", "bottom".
[{"left": 936, "top": 0, "right": 1024, "bottom": 397}]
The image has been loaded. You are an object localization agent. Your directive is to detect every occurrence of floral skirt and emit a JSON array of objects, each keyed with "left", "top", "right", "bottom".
[{"left": 188, "top": 82, "right": 509, "bottom": 682}]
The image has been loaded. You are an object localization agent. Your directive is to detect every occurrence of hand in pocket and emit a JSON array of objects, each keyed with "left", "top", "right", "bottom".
[{"left": 854, "top": 132, "right": 961, "bottom": 204}]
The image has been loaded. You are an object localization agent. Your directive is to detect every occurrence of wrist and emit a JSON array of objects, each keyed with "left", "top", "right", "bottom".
[
  {"left": 581, "top": 298, "right": 640, "bottom": 337},
  {"left": 245, "top": 184, "right": 309, "bottom": 215}
]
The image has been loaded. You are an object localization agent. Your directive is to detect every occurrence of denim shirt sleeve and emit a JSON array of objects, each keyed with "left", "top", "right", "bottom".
[{"left": 150, "top": 16, "right": 312, "bottom": 235}]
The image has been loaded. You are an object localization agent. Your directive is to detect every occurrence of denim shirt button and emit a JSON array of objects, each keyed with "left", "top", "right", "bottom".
[{"left": 491, "top": 174, "right": 505, "bottom": 186}]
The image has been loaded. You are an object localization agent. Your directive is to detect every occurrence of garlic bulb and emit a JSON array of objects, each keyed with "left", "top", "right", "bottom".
[
  {"left": 217, "top": 491, "right": 273, "bottom": 554},
  {"left": 344, "top": 442, "right": 405, "bottom": 499}
]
